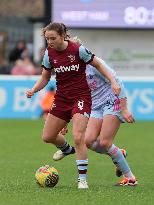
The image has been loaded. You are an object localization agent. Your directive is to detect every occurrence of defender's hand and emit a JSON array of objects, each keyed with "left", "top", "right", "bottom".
[{"left": 121, "top": 110, "right": 135, "bottom": 123}]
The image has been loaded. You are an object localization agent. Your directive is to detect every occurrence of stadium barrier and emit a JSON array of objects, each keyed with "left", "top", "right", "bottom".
[
  {"left": 0, "top": 75, "right": 56, "bottom": 119},
  {"left": 0, "top": 75, "right": 154, "bottom": 120}
]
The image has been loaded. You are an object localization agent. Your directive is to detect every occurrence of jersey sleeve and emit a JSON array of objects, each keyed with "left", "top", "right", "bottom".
[
  {"left": 42, "top": 49, "right": 52, "bottom": 70},
  {"left": 79, "top": 45, "right": 95, "bottom": 64}
]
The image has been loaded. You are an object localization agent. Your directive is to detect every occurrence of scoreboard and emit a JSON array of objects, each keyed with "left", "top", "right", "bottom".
[{"left": 52, "top": 0, "right": 154, "bottom": 29}]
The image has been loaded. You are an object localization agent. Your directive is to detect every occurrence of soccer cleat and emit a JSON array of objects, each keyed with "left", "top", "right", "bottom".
[
  {"left": 53, "top": 147, "right": 75, "bottom": 161},
  {"left": 53, "top": 150, "right": 65, "bottom": 161},
  {"left": 114, "top": 178, "right": 138, "bottom": 186},
  {"left": 116, "top": 149, "right": 127, "bottom": 177},
  {"left": 78, "top": 180, "right": 89, "bottom": 189}
]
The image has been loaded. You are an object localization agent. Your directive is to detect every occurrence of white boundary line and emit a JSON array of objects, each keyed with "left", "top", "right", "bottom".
[
  {"left": 121, "top": 76, "right": 154, "bottom": 82},
  {"left": 0, "top": 75, "right": 55, "bottom": 81}
]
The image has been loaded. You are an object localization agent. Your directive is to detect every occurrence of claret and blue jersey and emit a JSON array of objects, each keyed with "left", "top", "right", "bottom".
[{"left": 42, "top": 40, "right": 94, "bottom": 99}]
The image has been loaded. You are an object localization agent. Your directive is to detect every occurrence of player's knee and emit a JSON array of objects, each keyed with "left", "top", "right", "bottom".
[
  {"left": 73, "top": 131, "right": 83, "bottom": 146},
  {"left": 84, "top": 137, "right": 94, "bottom": 149},
  {"left": 99, "top": 139, "right": 111, "bottom": 150},
  {"left": 42, "top": 132, "right": 56, "bottom": 143},
  {"left": 84, "top": 132, "right": 96, "bottom": 148}
]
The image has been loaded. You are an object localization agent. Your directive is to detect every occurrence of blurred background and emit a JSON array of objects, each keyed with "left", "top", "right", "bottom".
[
  {"left": 0, "top": 0, "right": 154, "bottom": 120},
  {"left": 1, "top": 2, "right": 154, "bottom": 204}
]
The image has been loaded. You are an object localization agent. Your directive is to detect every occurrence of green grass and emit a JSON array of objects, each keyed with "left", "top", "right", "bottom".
[{"left": 0, "top": 119, "right": 154, "bottom": 205}]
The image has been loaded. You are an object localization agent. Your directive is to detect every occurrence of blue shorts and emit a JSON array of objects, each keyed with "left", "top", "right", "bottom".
[{"left": 90, "top": 94, "right": 125, "bottom": 122}]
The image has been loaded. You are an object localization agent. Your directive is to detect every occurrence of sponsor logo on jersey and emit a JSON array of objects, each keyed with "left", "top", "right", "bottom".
[
  {"left": 54, "top": 64, "right": 80, "bottom": 73},
  {"left": 68, "top": 55, "right": 75, "bottom": 62}
]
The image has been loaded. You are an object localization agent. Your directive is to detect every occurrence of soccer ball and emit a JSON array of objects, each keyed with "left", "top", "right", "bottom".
[{"left": 35, "top": 165, "right": 59, "bottom": 187}]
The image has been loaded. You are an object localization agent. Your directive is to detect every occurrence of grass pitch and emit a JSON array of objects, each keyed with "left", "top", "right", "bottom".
[{"left": 0, "top": 119, "right": 154, "bottom": 205}]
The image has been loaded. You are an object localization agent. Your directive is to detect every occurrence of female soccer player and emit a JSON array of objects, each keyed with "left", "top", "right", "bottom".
[
  {"left": 26, "top": 22, "right": 121, "bottom": 189},
  {"left": 84, "top": 58, "right": 138, "bottom": 186}
]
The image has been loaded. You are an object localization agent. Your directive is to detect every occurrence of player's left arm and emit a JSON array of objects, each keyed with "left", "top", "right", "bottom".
[
  {"left": 120, "top": 98, "right": 135, "bottom": 123},
  {"left": 90, "top": 56, "right": 121, "bottom": 96},
  {"left": 79, "top": 45, "right": 121, "bottom": 96}
]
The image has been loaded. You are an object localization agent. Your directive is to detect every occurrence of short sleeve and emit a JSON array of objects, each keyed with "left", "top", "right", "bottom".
[
  {"left": 79, "top": 45, "right": 95, "bottom": 64},
  {"left": 42, "top": 49, "right": 52, "bottom": 70}
]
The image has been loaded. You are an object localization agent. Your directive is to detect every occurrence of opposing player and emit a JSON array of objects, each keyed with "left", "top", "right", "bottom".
[
  {"left": 26, "top": 22, "right": 121, "bottom": 189},
  {"left": 84, "top": 58, "right": 138, "bottom": 186},
  {"left": 53, "top": 38, "right": 137, "bottom": 186}
]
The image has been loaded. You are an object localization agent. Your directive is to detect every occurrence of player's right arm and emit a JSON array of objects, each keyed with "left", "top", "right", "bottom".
[
  {"left": 26, "top": 69, "right": 52, "bottom": 98},
  {"left": 26, "top": 48, "right": 52, "bottom": 98}
]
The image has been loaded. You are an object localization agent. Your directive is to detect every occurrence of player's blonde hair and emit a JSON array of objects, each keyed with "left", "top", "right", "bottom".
[{"left": 71, "top": 36, "right": 82, "bottom": 44}]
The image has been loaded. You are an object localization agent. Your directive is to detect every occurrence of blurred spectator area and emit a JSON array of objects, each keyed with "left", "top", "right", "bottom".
[
  {"left": 0, "top": 0, "right": 44, "bottom": 17},
  {"left": 0, "top": 17, "right": 33, "bottom": 59},
  {"left": 0, "top": 0, "right": 44, "bottom": 73}
]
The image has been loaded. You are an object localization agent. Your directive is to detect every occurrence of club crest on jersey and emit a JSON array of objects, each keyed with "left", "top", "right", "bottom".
[{"left": 68, "top": 55, "right": 75, "bottom": 62}]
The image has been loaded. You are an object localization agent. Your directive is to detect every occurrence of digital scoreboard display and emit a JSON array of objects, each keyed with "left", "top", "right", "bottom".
[{"left": 52, "top": 0, "right": 154, "bottom": 28}]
